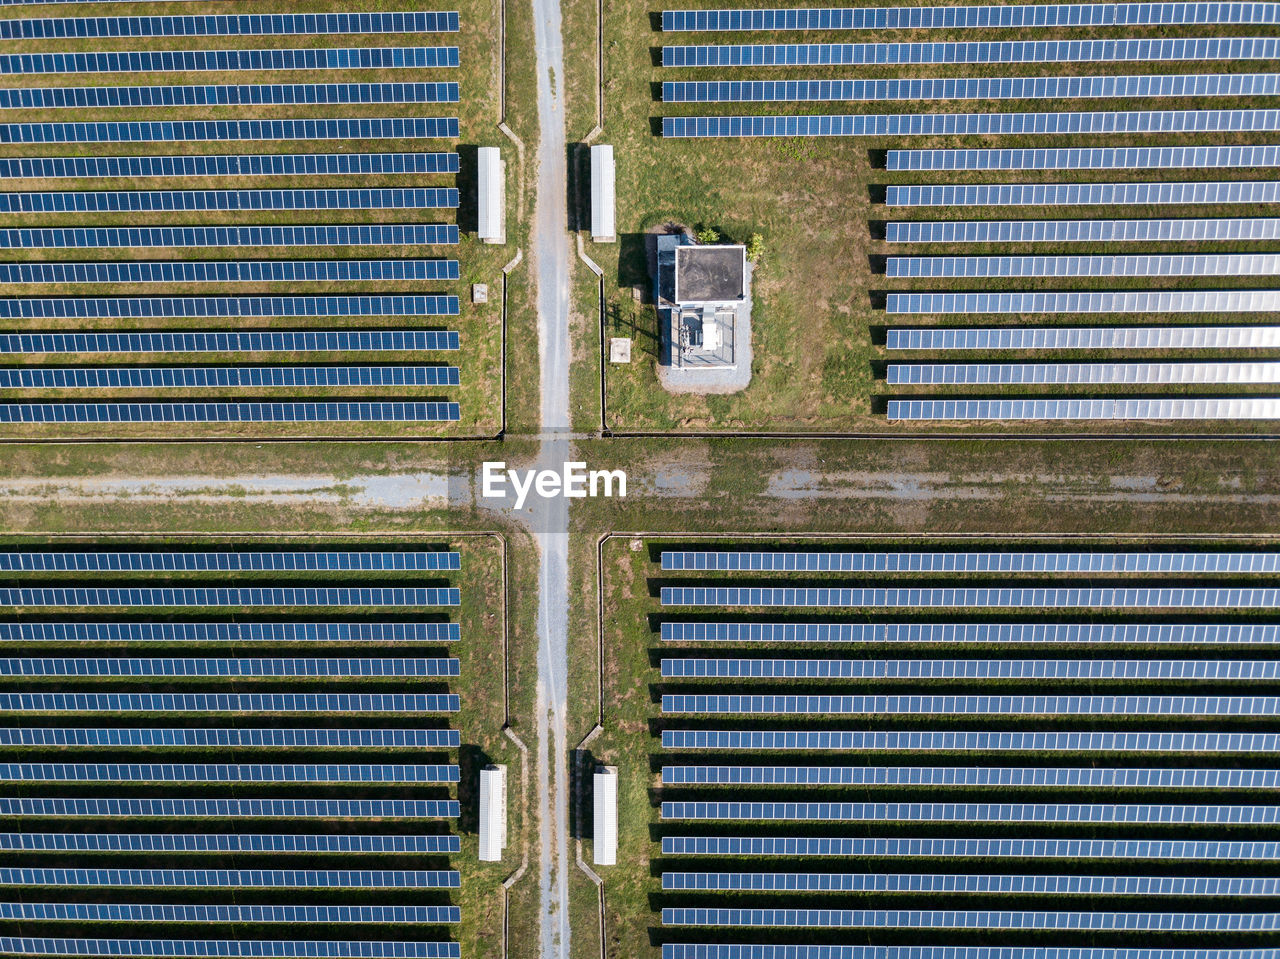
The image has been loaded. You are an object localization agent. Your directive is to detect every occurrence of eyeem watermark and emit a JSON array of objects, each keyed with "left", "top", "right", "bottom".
[{"left": 482, "top": 462, "right": 627, "bottom": 510}]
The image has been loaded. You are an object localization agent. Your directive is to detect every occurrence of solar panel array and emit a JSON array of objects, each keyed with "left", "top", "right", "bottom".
[
  {"left": 0, "top": 544, "right": 468, "bottom": 952},
  {"left": 647, "top": 541, "right": 1280, "bottom": 957},
  {"left": 0, "top": 4, "right": 470, "bottom": 437}
]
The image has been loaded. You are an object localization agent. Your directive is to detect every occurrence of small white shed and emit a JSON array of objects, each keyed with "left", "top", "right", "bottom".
[
  {"left": 590, "top": 144, "right": 616, "bottom": 243},
  {"left": 478, "top": 764, "right": 508, "bottom": 862},
  {"left": 592, "top": 765, "right": 617, "bottom": 866},
  {"left": 477, "top": 146, "right": 505, "bottom": 244}
]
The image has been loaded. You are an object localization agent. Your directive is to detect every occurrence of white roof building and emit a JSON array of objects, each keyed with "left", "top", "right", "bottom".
[
  {"left": 592, "top": 765, "right": 618, "bottom": 866},
  {"left": 590, "top": 144, "right": 616, "bottom": 243},
  {"left": 477, "top": 146, "right": 505, "bottom": 244},
  {"left": 478, "top": 764, "right": 507, "bottom": 862}
]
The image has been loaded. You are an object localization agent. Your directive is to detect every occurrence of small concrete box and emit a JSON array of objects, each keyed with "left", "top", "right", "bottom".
[
  {"left": 478, "top": 764, "right": 508, "bottom": 862},
  {"left": 592, "top": 765, "right": 618, "bottom": 866},
  {"left": 477, "top": 146, "right": 505, "bottom": 244},
  {"left": 590, "top": 144, "right": 616, "bottom": 243}
]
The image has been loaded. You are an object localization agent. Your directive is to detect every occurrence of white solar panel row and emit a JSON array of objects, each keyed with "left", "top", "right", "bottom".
[
  {"left": 0, "top": 903, "right": 460, "bottom": 925},
  {"left": 662, "top": 949, "right": 1280, "bottom": 959},
  {"left": 0, "top": 118, "right": 461, "bottom": 144},
  {"left": 0, "top": 403, "right": 463, "bottom": 423},
  {"left": 663, "top": 74, "right": 1280, "bottom": 102},
  {"left": 0, "top": 622, "right": 461, "bottom": 642},
  {"left": 663, "top": 111, "right": 1280, "bottom": 138},
  {"left": 0, "top": 48, "right": 459, "bottom": 75},
  {"left": 660, "top": 622, "right": 1280, "bottom": 644},
  {"left": 0, "top": 153, "right": 460, "bottom": 179},
  {"left": 0, "top": 550, "right": 459, "bottom": 572},
  {"left": 886, "top": 219, "right": 1280, "bottom": 243},
  {"left": 0, "top": 367, "right": 462, "bottom": 389},
  {"left": 0, "top": 225, "right": 460, "bottom": 249},
  {"left": 0, "top": 260, "right": 460, "bottom": 284},
  {"left": 887, "top": 398, "right": 1280, "bottom": 420},
  {"left": 0, "top": 868, "right": 459, "bottom": 888},
  {"left": 660, "top": 585, "right": 1280, "bottom": 608},
  {"left": 886, "top": 327, "right": 1280, "bottom": 350},
  {"left": 0, "top": 942, "right": 459, "bottom": 959},
  {"left": 0, "top": 13, "right": 460, "bottom": 38},
  {"left": 660, "top": 836, "right": 1280, "bottom": 858},
  {"left": 0, "top": 658, "right": 460, "bottom": 676},
  {"left": 0, "top": 833, "right": 461, "bottom": 854},
  {"left": 661, "top": 550, "right": 1280, "bottom": 572},
  {"left": 0, "top": 797, "right": 460, "bottom": 818},
  {"left": 660, "top": 658, "right": 1280, "bottom": 679},
  {"left": 0, "top": 84, "right": 459, "bottom": 109},
  {"left": 885, "top": 290, "right": 1280, "bottom": 313},
  {"left": 0, "top": 586, "right": 460, "bottom": 606},
  {"left": 886, "top": 254, "right": 1280, "bottom": 278},
  {"left": 660, "top": 729, "right": 1280, "bottom": 752},
  {"left": 0, "top": 296, "right": 461, "bottom": 319},
  {"left": 0, "top": 728, "right": 462, "bottom": 748},
  {"left": 660, "top": 801, "right": 1280, "bottom": 823},
  {"left": 660, "top": 766, "right": 1280, "bottom": 788},
  {"left": 662, "top": 694, "right": 1280, "bottom": 715},
  {"left": 0, "top": 189, "right": 460, "bottom": 212},
  {"left": 0, "top": 763, "right": 461, "bottom": 783},
  {"left": 884, "top": 182, "right": 1280, "bottom": 206},
  {"left": 0, "top": 693, "right": 461, "bottom": 712},
  {"left": 662, "top": 38, "right": 1280, "bottom": 67},
  {"left": 888, "top": 362, "right": 1280, "bottom": 385},
  {"left": 0, "top": 331, "right": 461, "bottom": 354},
  {"left": 661, "top": 908, "right": 1280, "bottom": 928},
  {"left": 888, "top": 145, "right": 1280, "bottom": 171}
]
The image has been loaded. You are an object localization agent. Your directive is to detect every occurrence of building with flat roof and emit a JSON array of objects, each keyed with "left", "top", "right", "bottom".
[
  {"left": 478, "top": 764, "right": 507, "bottom": 862},
  {"left": 656, "top": 236, "right": 751, "bottom": 378},
  {"left": 477, "top": 147, "right": 504, "bottom": 244},
  {"left": 592, "top": 765, "right": 618, "bottom": 866},
  {"left": 590, "top": 144, "right": 616, "bottom": 243}
]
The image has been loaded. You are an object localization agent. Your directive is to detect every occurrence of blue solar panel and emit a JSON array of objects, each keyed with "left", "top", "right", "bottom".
[
  {"left": 0, "top": 117, "right": 460, "bottom": 144},
  {"left": 885, "top": 182, "right": 1280, "bottom": 206},
  {"left": 661, "top": 550, "right": 1280, "bottom": 572},
  {"left": 660, "top": 766, "right": 1280, "bottom": 788},
  {"left": 0, "top": 833, "right": 461, "bottom": 854},
  {"left": 0, "top": 260, "right": 460, "bottom": 284},
  {"left": 0, "top": 297, "right": 460, "bottom": 320},
  {"left": 0, "top": 366, "right": 462, "bottom": 388},
  {"left": 0, "top": 903, "right": 460, "bottom": 925},
  {"left": 0, "top": 868, "right": 459, "bottom": 888},
  {"left": 662, "top": 38, "right": 1280, "bottom": 67},
  {"left": 0, "top": 657, "right": 460, "bottom": 677},
  {"left": 888, "top": 145, "right": 1280, "bottom": 170},
  {"left": 0, "top": 13, "right": 459, "bottom": 38},
  {"left": 663, "top": 948, "right": 1280, "bottom": 959},
  {"left": 660, "top": 585, "right": 1280, "bottom": 608},
  {"left": 0, "top": 550, "right": 459, "bottom": 572},
  {"left": 889, "top": 362, "right": 1280, "bottom": 385},
  {"left": 0, "top": 693, "right": 460, "bottom": 712},
  {"left": 0, "top": 403, "right": 462, "bottom": 424},
  {"left": 660, "top": 836, "right": 1280, "bottom": 858},
  {"left": 886, "top": 219, "right": 1280, "bottom": 243},
  {"left": 660, "top": 658, "right": 1280, "bottom": 680},
  {"left": 889, "top": 398, "right": 1280, "bottom": 421},
  {"left": 0, "top": 153, "right": 460, "bottom": 179},
  {"left": 660, "top": 729, "right": 1280, "bottom": 752},
  {"left": 662, "top": 694, "right": 1280, "bottom": 715},
  {"left": 0, "top": 48, "right": 459, "bottom": 75},
  {"left": 0, "top": 797, "right": 459, "bottom": 818},
  {"left": 0, "top": 728, "right": 462, "bottom": 748},
  {"left": 0, "top": 330, "right": 461, "bottom": 353},
  {"left": 660, "top": 801, "right": 1280, "bottom": 823},
  {"left": 885, "top": 290, "right": 1280, "bottom": 314},
  {"left": 0, "top": 84, "right": 459, "bottom": 109},
  {"left": 0, "top": 586, "right": 459, "bottom": 606},
  {"left": 886, "top": 327, "right": 1280, "bottom": 350},
  {"left": 0, "top": 943, "right": 459, "bottom": 959},
  {"left": 660, "top": 622, "right": 1280, "bottom": 644},
  {"left": 0, "top": 622, "right": 461, "bottom": 643},
  {"left": 887, "top": 254, "right": 1280, "bottom": 278},
  {"left": 0, "top": 225, "right": 459, "bottom": 250},
  {"left": 657, "top": 876, "right": 1280, "bottom": 895},
  {"left": 0, "top": 190, "right": 460, "bottom": 212},
  {"left": 663, "top": 111, "right": 1280, "bottom": 138},
  {"left": 661, "top": 907, "right": 1280, "bottom": 927}
]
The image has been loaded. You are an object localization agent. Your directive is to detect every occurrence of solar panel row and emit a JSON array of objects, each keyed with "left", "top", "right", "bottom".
[
  {"left": 0, "top": 83, "right": 460, "bottom": 109},
  {"left": 662, "top": 948, "right": 1280, "bottom": 959},
  {"left": 659, "top": 729, "right": 1280, "bottom": 752},
  {"left": 660, "top": 765, "right": 1280, "bottom": 788},
  {"left": 886, "top": 219, "right": 1280, "bottom": 243},
  {"left": 660, "top": 585, "right": 1280, "bottom": 608},
  {"left": 0, "top": 693, "right": 461, "bottom": 712},
  {"left": 888, "top": 363, "right": 1280, "bottom": 385},
  {"left": 0, "top": 550, "right": 459, "bottom": 571},
  {"left": 660, "top": 836, "right": 1280, "bottom": 858},
  {"left": 0, "top": 189, "right": 460, "bottom": 212},
  {"left": 887, "top": 399, "right": 1280, "bottom": 420},
  {"left": 662, "top": 694, "right": 1280, "bottom": 715},
  {"left": 0, "top": 903, "right": 460, "bottom": 925},
  {"left": 660, "top": 622, "right": 1280, "bottom": 644},
  {"left": 0, "top": 728, "right": 462, "bottom": 748},
  {"left": 0, "top": 331, "right": 461, "bottom": 355},
  {"left": 0, "top": 833, "right": 461, "bottom": 854},
  {"left": 0, "top": 763, "right": 461, "bottom": 782},
  {"left": 661, "top": 550, "right": 1280, "bottom": 572},
  {"left": 0, "top": 403, "right": 462, "bottom": 424},
  {"left": 0, "top": 942, "right": 459, "bottom": 959},
  {"left": 0, "top": 868, "right": 459, "bottom": 888},
  {"left": 887, "top": 145, "right": 1280, "bottom": 170},
  {"left": 0, "top": 367, "right": 462, "bottom": 388},
  {"left": 886, "top": 327, "right": 1280, "bottom": 349},
  {"left": 0, "top": 622, "right": 461, "bottom": 642},
  {"left": 0, "top": 586, "right": 461, "bottom": 606},
  {"left": 0, "top": 117, "right": 460, "bottom": 143},
  {"left": 885, "top": 182, "right": 1280, "bottom": 206},
  {"left": 0, "top": 225, "right": 460, "bottom": 249},
  {"left": 660, "top": 801, "right": 1280, "bottom": 823},
  {"left": 885, "top": 290, "right": 1280, "bottom": 313},
  {"left": 0, "top": 260, "right": 461, "bottom": 284},
  {"left": 661, "top": 907, "right": 1280, "bottom": 927},
  {"left": 0, "top": 798, "right": 460, "bottom": 818},
  {"left": 0, "top": 297, "right": 461, "bottom": 319},
  {"left": 660, "top": 657, "right": 1280, "bottom": 679},
  {"left": 658, "top": 876, "right": 1280, "bottom": 895},
  {"left": 0, "top": 48, "right": 459, "bottom": 75},
  {"left": 0, "top": 657, "right": 461, "bottom": 676},
  {"left": 886, "top": 254, "right": 1280, "bottom": 278},
  {"left": 0, "top": 13, "right": 460, "bottom": 38},
  {"left": 0, "top": 153, "right": 460, "bottom": 179}
]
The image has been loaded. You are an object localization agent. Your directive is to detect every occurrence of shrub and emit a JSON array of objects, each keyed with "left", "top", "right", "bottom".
[
  {"left": 694, "top": 227, "right": 720, "bottom": 244},
  {"left": 746, "top": 233, "right": 765, "bottom": 261}
]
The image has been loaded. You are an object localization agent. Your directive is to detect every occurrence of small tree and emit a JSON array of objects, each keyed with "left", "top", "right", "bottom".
[
  {"left": 694, "top": 227, "right": 720, "bottom": 245},
  {"left": 746, "top": 233, "right": 765, "bottom": 262}
]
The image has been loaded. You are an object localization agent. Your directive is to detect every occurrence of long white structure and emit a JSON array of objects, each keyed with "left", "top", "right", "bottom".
[
  {"left": 476, "top": 146, "right": 504, "bottom": 244},
  {"left": 591, "top": 144, "right": 616, "bottom": 242},
  {"left": 478, "top": 764, "right": 507, "bottom": 863},
  {"left": 593, "top": 765, "right": 618, "bottom": 866}
]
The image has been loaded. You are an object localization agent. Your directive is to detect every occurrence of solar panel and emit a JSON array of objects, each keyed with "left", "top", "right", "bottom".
[
  {"left": 661, "top": 694, "right": 1280, "bottom": 715},
  {"left": 886, "top": 219, "right": 1280, "bottom": 243},
  {"left": 0, "top": 260, "right": 460, "bottom": 284},
  {"left": 0, "top": 903, "right": 460, "bottom": 925},
  {"left": 888, "top": 145, "right": 1280, "bottom": 170},
  {"left": 885, "top": 290, "right": 1280, "bottom": 313},
  {"left": 660, "top": 585, "right": 1280, "bottom": 608},
  {"left": 886, "top": 254, "right": 1280, "bottom": 278},
  {"left": 659, "top": 729, "right": 1280, "bottom": 752},
  {"left": 659, "top": 801, "right": 1280, "bottom": 823},
  {"left": 660, "top": 766, "right": 1280, "bottom": 788},
  {"left": 885, "top": 182, "right": 1280, "bottom": 206},
  {"left": 0, "top": 225, "right": 459, "bottom": 250},
  {"left": 657, "top": 876, "right": 1280, "bottom": 896},
  {"left": 662, "top": 38, "right": 1280, "bottom": 67},
  {"left": 661, "top": 550, "right": 1280, "bottom": 572},
  {"left": 888, "top": 398, "right": 1280, "bottom": 420},
  {"left": 0, "top": 658, "right": 461, "bottom": 677},
  {"left": 0, "top": 868, "right": 459, "bottom": 888},
  {"left": 889, "top": 362, "right": 1280, "bottom": 385},
  {"left": 0, "top": 797, "right": 460, "bottom": 818},
  {"left": 0, "top": 330, "right": 461, "bottom": 353},
  {"left": 0, "top": 83, "right": 460, "bottom": 109},
  {"left": 660, "top": 622, "right": 1280, "bottom": 644},
  {"left": 0, "top": 296, "right": 460, "bottom": 319},
  {"left": 661, "top": 907, "right": 1280, "bottom": 927},
  {"left": 0, "top": 190, "right": 460, "bottom": 212},
  {"left": 0, "top": 366, "right": 462, "bottom": 388},
  {"left": 663, "top": 111, "right": 1280, "bottom": 138},
  {"left": 0, "top": 833, "right": 461, "bottom": 854},
  {"left": 0, "top": 403, "right": 462, "bottom": 424},
  {"left": 0, "top": 153, "right": 460, "bottom": 179},
  {"left": 0, "top": 48, "right": 459, "bottom": 75},
  {"left": 0, "top": 13, "right": 460, "bottom": 38},
  {"left": 0, "top": 693, "right": 461, "bottom": 712},
  {"left": 886, "top": 327, "right": 1280, "bottom": 349},
  {"left": 660, "top": 658, "right": 1280, "bottom": 680},
  {"left": 0, "top": 117, "right": 460, "bottom": 144},
  {"left": 660, "top": 836, "right": 1280, "bottom": 858},
  {"left": 0, "top": 728, "right": 462, "bottom": 748},
  {"left": 0, "top": 586, "right": 459, "bottom": 606},
  {"left": 0, "top": 550, "right": 460, "bottom": 572},
  {"left": 663, "top": 74, "right": 1279, "bottom": 102},
  {"left": 662, "top": 949, "right": 1280, "bottom": 959},
  {"left": 661, "top": 4, "right": 1280, "bottom": 30},
  {"left": 0, "top": 942, "right": 459, "bottom": 959},
  {"left": 0, "top": 622, "right": 461, "bottom": 642}
]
